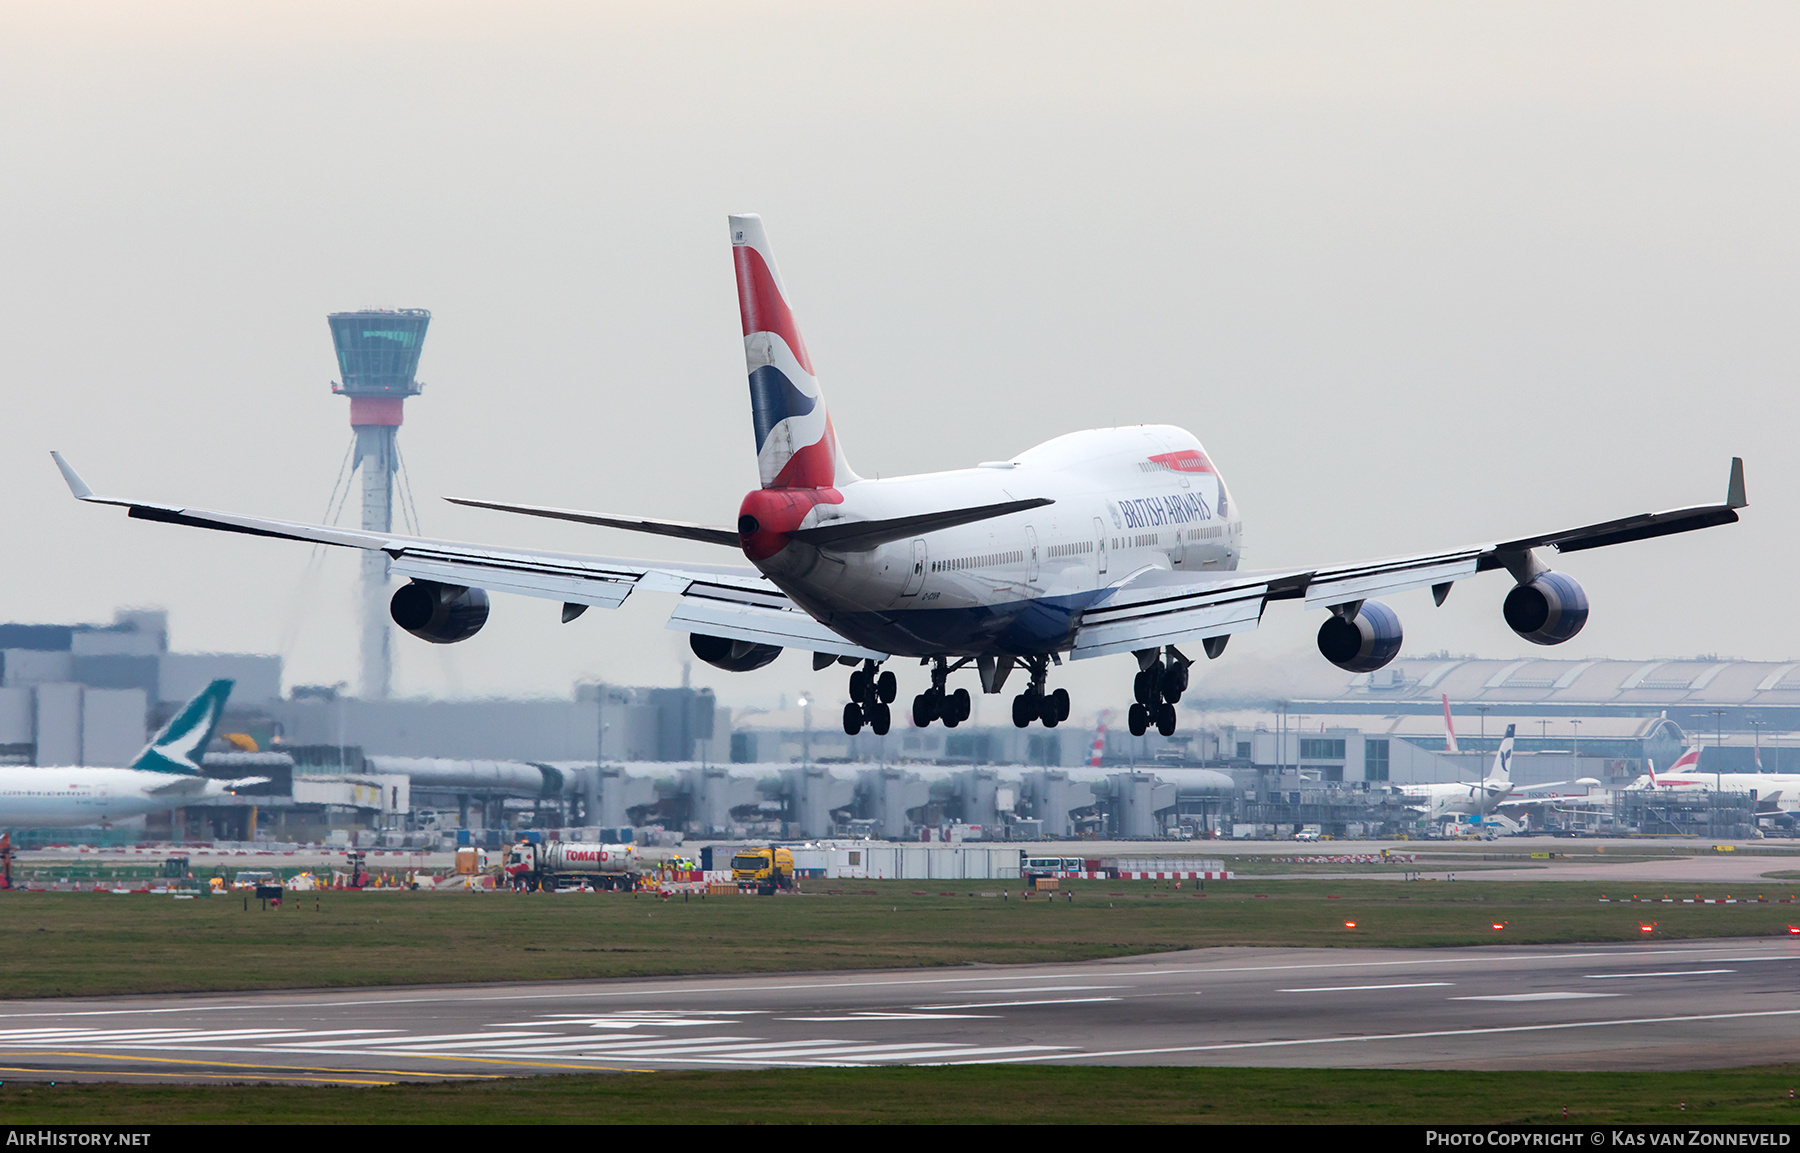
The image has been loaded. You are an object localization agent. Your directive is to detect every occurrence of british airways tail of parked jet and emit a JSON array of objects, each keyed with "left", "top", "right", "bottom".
[{"left": 52, "top": 214, "right": 1751, "bottom": 747}]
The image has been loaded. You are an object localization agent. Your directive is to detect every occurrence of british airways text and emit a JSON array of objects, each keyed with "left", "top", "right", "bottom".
[{"left": 1117, "top": 492, "right": 1212, "bottom": 529}]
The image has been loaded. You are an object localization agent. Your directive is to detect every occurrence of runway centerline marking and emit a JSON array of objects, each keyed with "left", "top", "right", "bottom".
[
  {"left": 912, "top": 997, "right": 1121, "bottom": 1009},
  {"left": 932, "top": 984, "right": 1127, "bottom": 994},
  {"left": 1279, "top": 983, "right": 1455, "bottom": 993},
  {"left": 1584, "top": 970, "right": 1736, "bottom": 979},
  {"left": 1452, "top": 992, "right": 1621, "bottom": 1001}
]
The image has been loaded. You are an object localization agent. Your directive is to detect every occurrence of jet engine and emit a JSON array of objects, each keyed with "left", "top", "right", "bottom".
[
  {"left": 1503, "top": 571, "right": 1588, "bottom": 645},
  {"left": 389, "top": 580, "right": 490, "bottom": 644},
  {"left": 1317, "top": 600, "right": 1404, "bottom": 673},
  {"left": 690, "top": 633, "right": 782, "bottom": 672}
]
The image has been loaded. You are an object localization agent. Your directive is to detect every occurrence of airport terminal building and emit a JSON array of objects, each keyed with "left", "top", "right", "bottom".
[{"left": 0, "top": 610, "right": 1789, "bottom": 844}]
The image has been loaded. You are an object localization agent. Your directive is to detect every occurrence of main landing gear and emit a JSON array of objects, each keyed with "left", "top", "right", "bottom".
[
  {"left": 911, "top": 657, "right": 972, "bottom": 729},
  {"left": 1011, "top": 657, "right": 1070, "bottom": 729},
  {"left": 843, "top": 659, "right": 897, "bottom": 735},
  {"left": 1128, "top": 646, "right": 1191, "bottom": 737}
]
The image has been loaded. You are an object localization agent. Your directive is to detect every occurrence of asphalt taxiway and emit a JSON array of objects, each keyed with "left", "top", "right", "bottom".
[{"left": 0, "top": 938, "right": 1795, "bottom": 1084}]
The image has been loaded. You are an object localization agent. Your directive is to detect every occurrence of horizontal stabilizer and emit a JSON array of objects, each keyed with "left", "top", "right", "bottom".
[
  {"left": 446, "top": 497, "right": 740, "bottom": 548},
  {"left": 788, "top": 497, "right": 1054, "bottom": 552}
]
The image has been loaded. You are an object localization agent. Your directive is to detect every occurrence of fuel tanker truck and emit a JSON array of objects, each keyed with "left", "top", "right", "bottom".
[{"left": 502, "top": 840, "right": 642, "bottom": 891}]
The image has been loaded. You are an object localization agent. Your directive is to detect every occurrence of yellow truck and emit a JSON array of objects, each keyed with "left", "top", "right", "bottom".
[{"left": 730, "top": 846, "right": 795, "bottom": 894}]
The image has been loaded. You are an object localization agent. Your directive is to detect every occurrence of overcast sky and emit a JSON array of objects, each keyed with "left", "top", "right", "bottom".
[{"left": 2, "top": 3, "right": 1795, "bottom": 716}]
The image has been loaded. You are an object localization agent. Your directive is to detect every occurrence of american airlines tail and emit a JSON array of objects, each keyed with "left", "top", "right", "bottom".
[
  {"left": 1487, "top": 723, "right": 1516, "bottom": 786},
  {"left": 730, "top": 214, "right": 857, "bottom": 491},
  {"left": 130, "top": 679, "right": 233, "bottom": 775}
]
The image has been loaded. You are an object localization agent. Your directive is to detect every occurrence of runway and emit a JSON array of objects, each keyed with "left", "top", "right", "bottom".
[{"left": 0, "top": 938, "right": 1796, "bottom": 1084}]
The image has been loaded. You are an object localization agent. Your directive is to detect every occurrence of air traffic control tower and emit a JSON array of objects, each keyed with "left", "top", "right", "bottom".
[{"left": 329, "top": 309, "right": 430, "bottom": 700}]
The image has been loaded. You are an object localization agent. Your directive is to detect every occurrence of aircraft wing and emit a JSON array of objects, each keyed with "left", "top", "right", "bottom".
[
  {"left": 1072, "top": 458, "right": 1745, "bottom": 660},
  {"left": 53, "top": 453, "right": 879, "bottom": 660}
]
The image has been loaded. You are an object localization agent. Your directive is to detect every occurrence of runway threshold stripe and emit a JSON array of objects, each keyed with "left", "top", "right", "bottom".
[{"left": 941, "top": 1006, "right": 1800, "bottom": 1064}]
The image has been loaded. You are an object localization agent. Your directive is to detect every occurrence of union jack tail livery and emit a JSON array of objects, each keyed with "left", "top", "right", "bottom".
[
  {"left": 1441, "top": 693, "right": 1459, "bottom": 754},
  {"left": 1089, "top": 711, "right": 1110, "bottom": 767},
  {"left": 731, "top": 214, "right": 857, "bottom": 490}
]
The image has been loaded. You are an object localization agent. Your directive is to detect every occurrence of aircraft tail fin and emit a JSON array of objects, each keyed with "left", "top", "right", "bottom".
[
  {"left": 1441, "top": 694, "right": 1459, "bottom": 754},
  {"left": 1667, "top": 745, "right": 1703, "bottom": 775},
  {"left": 1489, "top": 723, "right": 1516, "bottom": 785},
  {"left": 731, "top": 214, "right": 858, "bottom": 490},
  {"left": 131, "top": 679, "right": 233, "bottom": 775}
]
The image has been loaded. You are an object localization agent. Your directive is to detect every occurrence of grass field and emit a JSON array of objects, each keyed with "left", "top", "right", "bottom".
[
  {"left": 2, "top": 1065, "right": 1798, "bottom": 1124},
  {"left": 2, "top": 878, "right": 1797, "bottom": 998}
]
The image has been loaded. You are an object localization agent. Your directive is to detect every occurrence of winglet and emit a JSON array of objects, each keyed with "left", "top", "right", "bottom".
[
  {"left": 1727, "top": 457, "right": 1747, "bottom": 510},
  {"left": 50, "top": 451, "right": 94, "bottom": 500}
]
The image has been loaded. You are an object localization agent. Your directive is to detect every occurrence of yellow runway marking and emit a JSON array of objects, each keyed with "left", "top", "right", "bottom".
[
  {"left": 0, "top": 1063, "right": 395, "bottom": 1086},
  {"left": 0, "top": 1050, "right": 500, "bottom": 1084}
]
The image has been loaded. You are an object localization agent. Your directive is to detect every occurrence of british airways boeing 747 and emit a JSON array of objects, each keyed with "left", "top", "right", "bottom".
[{"left": 54, "top": 216, "right": 1747, "bottom": 739}]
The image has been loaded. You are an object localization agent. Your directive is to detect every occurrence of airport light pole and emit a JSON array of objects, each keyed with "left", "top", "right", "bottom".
[
  {"left": 1476, "top": 705, "right": 1489, "bottom": 754},
  {"left": 1712, "top": 709, "right": 1727, "bottom": 793},
  {"left": 1571, "top": 719, "right": 1581, "bottom": 768},
  {"left": 798, "top": 695, "right": 811, "bottom": 769}
]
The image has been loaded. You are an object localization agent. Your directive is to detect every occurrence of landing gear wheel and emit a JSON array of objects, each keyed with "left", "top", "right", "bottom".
[
  {"left": 877, "top": 670, "right": 897, "bottom": 704},
  {"left": 849, "top": 669, "right": 871, "bottom": 703},
  {"left": 843, "top": 702, "right": 864, "bottom": 735},
  {"left": 868, "top": 701, "right": 892, "bottom": 735},
  {"left": 1155, "top": 701, "right": 1178, "bottom": 737},
  {"left": 1051, "top": 687, "right": 1070, "bottom": 722},
  {"left": 945, "top": 688, "right": 971, "bottom": 727},
  {"left": 1163, "top": 663, "right": 1187, "bottom": 703},
  {"left": 1128, "top": 702, "right": 1149, "bottom": 737},
  {"left": 1135, "top": 662, "right": 1165, "bottom": 706},
  {"left": 1039, "top": 694, "right": 1060, "bottom": 727},
  {"left": 912, "top": 692, "right": 938, "bottom": 727},
  {"left": 1012, "top": 693, "right": 1035, "bottom": 728}
]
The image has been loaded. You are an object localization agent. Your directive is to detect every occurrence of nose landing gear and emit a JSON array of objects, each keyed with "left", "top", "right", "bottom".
[
  {"left": 1127, "top": 646, "right": 1191, "bottom": 737},
  {"left": 842, "top": 659, "right": 897, "bottom": 735}
]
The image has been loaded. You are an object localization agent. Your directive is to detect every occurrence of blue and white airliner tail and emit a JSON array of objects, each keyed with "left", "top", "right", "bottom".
[{"left": 0, "top": 679, "right": 262, "bottom": 829}]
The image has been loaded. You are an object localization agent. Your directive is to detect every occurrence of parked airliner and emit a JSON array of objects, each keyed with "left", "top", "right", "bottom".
[
  {"left": 53, "top": 216, "right": 1748, "bottom": 739},
  {"left": 1400, "top": 724, "right": 1522, "bottom": 825},
  {"left": 0, "top": 680, "right": 263, "bottom": 828},
  {"left": 1628, "top": 747, "right": 1800, "bottom": 812}
]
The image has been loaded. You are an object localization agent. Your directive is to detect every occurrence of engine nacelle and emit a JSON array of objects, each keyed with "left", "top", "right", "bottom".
[
  {"left": 1503, "top": 571, "right": 1588, "bottom": 645},
  {"left": 1317, "top": 600, "right": 1404, "bottom": 673},
  {"left": 390, "top": 580, "right": 490, "bottom": 644},
  {"left": 690, "top": 633, "right": 782, "bottom": 672}
]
